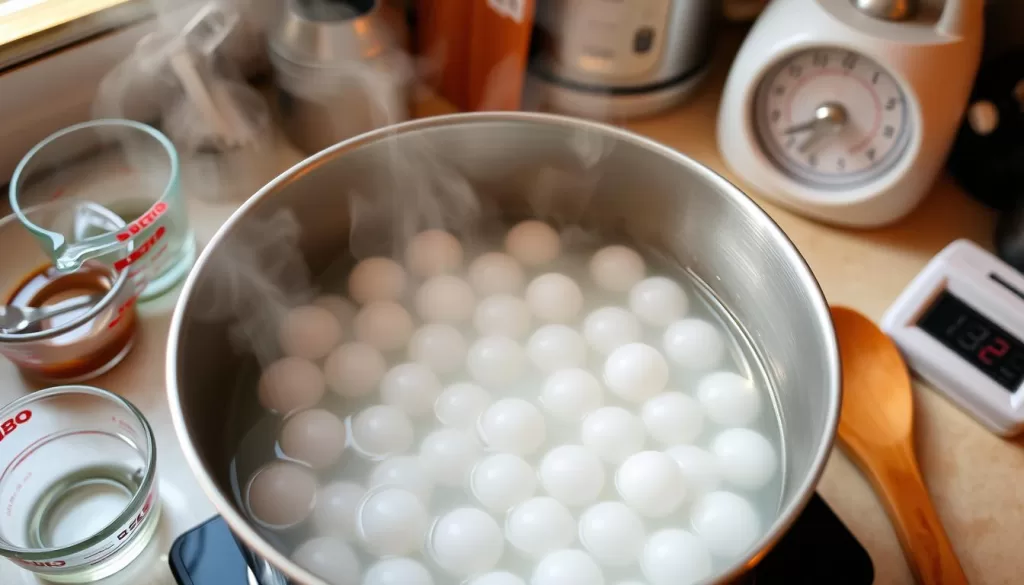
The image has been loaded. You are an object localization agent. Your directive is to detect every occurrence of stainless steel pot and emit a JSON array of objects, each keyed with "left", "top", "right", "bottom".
[{"left": 166, "top": 112, "right": 840, "bottom": 584}]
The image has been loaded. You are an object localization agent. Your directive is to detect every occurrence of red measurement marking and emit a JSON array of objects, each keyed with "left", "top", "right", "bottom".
[
  {"left": 116, "top": 491, "right": 154, "bottom": 542},
  {"left": 113, "top": 226, "right": 166, "bottom": 272},
  {"left": 0, "top": 346, "right": 34, "bottom": 362},
  {"left": 16, "top": 559, "right": 66, "bottom": 568},
  {"left": 7, "top": 471, "right": 29, "bottom": 518},
  {"left": 115, "top": 202, "right": 167, "bottom": 243},
  {"left": 112, "top": 417, "right": 139, "bottom": 440},
  {"left": 107, "top": 294, "right": 139, "bottom": 329},
  {"left": 0, "top": 410, "right": 32, "bottom": 442},
  {"left": 147, "top": 241, "right": 170, "bottom": 270},
  {"left": 113, "top": 417, "right": 134, "bottom": 435}
]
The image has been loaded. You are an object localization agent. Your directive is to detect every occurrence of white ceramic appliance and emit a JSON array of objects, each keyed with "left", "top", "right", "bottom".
[{"left": 717, "top": 0, "right": 984, "bottom": 227}]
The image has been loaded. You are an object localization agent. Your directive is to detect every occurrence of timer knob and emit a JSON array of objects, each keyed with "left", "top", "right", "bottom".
[
  {"left": 852, "top": 0, "right": 917, "bottom": 21},
  {"left": 783, "top": 102, "right": 850, "bottom": 154}
]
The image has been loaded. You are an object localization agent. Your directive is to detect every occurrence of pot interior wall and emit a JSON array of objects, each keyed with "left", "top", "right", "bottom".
[{"left": 171, "top": 117, "right": 837, "bottom": 568}]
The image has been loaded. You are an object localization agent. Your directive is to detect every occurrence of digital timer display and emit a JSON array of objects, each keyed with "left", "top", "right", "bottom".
[{"left": 917, "top": 291, "right": 1024, "bottom": 391}]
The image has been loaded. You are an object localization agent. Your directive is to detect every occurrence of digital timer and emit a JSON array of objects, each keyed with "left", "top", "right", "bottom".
[
  {"left": 882, "top": 239, "right": 1024, "bottom": 436},
  {"left": 916, "top": 292, "right": 1024, "bottom": 391}
]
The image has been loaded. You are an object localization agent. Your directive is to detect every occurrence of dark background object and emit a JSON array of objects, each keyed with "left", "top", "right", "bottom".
[
  {"left": 981, "top": 0, "right": 1024, "bottom": 62},
  {"left": 947, "top": 1, "right": 1024, "bottom": 268},
  {"left": 169, "top": 516, "right": 249, "bottom": 585},
  {"left": 748, "top": 492, "right": 874, "bottom": 584},
  {"left": 995, "top": 197, "right": 1024, "bottom": 273},
  {"left": 946, "top": 49, "right": 1024, "bottom": 212},
  {"left": 946, "top": 1, "right": 1024, "bottom": 211},
  {"left": 169, "top": 493, "right": 874, "bottom": 585}
]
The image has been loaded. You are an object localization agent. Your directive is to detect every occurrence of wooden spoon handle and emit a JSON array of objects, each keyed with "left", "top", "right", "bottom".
[{"left": 870, "top": 447, "right": 970, "bottom": 585}]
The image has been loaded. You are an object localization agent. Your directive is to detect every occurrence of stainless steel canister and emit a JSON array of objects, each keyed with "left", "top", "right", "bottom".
[{"left": 268, "top": 0, "right": 410, "bottom": 154}]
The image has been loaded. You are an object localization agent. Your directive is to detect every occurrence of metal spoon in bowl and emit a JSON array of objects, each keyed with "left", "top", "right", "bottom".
[
  {"left": 830, "top": 305, "right": 969, "bottom": 585},
  {"left": 0, "top": 294, "right": 105, "bottom": 334}
]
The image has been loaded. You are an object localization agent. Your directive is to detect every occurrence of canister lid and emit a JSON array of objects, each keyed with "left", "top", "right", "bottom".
[{"left": 268, "top": 0, "right": 397, "bottom": 69}]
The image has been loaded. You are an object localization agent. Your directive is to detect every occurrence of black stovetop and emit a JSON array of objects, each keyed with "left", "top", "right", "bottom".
[{"left": 169, "top": 493, "right": 873, "bottom": 585}]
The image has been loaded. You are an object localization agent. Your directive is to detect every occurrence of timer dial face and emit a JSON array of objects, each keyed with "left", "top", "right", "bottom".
[{"left": 753, "top": 47, "right": 912, "bottom": 190}]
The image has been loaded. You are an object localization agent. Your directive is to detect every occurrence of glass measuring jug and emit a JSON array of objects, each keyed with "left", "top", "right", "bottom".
[
  {"left": 0, "top": 386, "right": 160, "bottom": 583},
  {"left": 0, "top": 202, "right": 138, "bottom": 382},
  {"left": 10, "top": 119, "right": 196, "bottom": 301}
]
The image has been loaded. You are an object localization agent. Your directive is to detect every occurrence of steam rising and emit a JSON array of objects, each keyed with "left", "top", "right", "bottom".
[
  {"left": 212, "top": 137, "right": 615, "bottom": 372},
  {"left": 189, "top": 209, "right": 313, "bottom": 367},
  {"left": 346, "top": 134, "right": 482, "bottom": 261},
  {"left": 133, "top": 0, "right": 622, "bottom": 369}
]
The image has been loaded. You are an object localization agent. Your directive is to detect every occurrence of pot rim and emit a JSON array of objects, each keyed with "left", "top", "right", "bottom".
[{"left": 166, "top": 111, "right": 840, "bottom": 585}]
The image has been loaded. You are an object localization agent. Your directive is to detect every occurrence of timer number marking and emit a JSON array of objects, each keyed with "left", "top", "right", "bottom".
[
  {"left": 946, "top": 316, "right": 1024, "bottom": 380},
  {"left": 754, "top": 47, "right": 911, "bottom": 189},
  {"left": 918, "top": 291, "right": 1024, "bottom": 391},
  {"left": 980, "top": 339, "right": 1011, "bottom": 364},
  {"left": 946, "top": 315, "right": 1014, "bottom": 364}
]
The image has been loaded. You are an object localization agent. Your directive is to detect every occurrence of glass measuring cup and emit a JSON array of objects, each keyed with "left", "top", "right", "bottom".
[
  {"left": 0, "top": 202, "right": 138, "bottom": 382},
  {"left": 0, "top": 386, "right": 160, "bottom": 582},
  {"left": 9, "top": 119, "right": 196, "bottom": 301}
]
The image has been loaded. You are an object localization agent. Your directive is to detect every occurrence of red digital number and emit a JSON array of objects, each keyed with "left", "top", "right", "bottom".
[{"left": 978, "top": 337, "right": 1010, "bottom": 365}]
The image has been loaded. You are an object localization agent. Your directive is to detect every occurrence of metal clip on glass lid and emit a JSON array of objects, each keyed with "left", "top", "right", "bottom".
[{"left": 9, "top": 119, "right": 196, "bottom": 301}]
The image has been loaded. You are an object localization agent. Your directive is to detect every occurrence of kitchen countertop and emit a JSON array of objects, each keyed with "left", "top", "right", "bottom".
[{"left": 1, "top": 23, "right": 1020, "bottom": 585}]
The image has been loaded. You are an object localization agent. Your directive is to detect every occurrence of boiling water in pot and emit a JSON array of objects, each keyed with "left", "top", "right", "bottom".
[{"left": 225, "top": 220, "right": 785, "bottom": 585}]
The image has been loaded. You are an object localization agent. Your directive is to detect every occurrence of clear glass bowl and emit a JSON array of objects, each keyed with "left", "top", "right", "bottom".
[{"left": 0, "top": 385, "right": 160, "bottom": 582}]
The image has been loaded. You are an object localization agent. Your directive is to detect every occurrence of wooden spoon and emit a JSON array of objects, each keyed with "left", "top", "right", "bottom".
[{"left": 830, "top": 306, "right": 969, "bottom": 585}]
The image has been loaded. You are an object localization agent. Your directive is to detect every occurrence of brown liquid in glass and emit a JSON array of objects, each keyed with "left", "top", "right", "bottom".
[{"left": 5, "top": 263, "right": 136, "bottom": 380}]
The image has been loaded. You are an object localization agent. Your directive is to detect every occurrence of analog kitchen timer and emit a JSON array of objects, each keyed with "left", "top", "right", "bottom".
[{"left": 717, "top": 0, "right": 984, "bottom": 228}]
